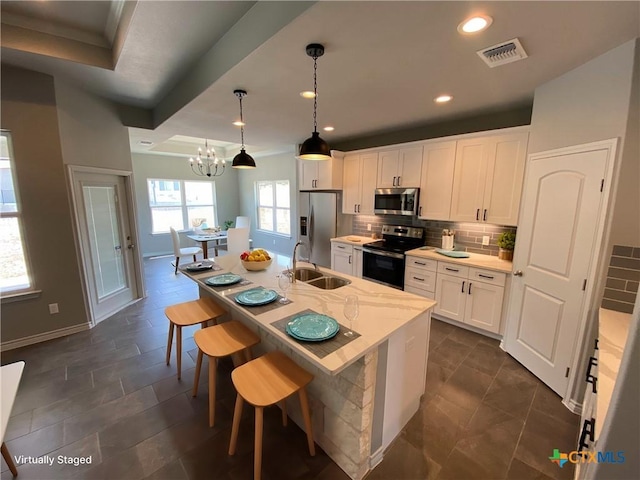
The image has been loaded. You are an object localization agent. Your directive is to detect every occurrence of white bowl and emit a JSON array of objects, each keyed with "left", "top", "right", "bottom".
[{"left": 241, "top": 258, "right": 273, "bottom": 271}]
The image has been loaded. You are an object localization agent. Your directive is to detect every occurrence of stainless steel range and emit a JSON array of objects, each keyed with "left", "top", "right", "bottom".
[{"left": 362, "top": 225, "right": 425, "bottom": 289}]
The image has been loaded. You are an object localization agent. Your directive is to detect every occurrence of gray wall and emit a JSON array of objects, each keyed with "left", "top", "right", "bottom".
[
  {"left": 237, "top": 149, "right": 299, "bottom": 256},
  {"left": 131, "top": 152, "right": 240, "bottom": 257},
  {"left": 0, "top": 65, "right": 132, "bottom": 344}
]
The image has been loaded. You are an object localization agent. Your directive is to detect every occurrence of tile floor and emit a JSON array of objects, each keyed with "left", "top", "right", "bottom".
[{"left": 1, "top": 256, "right": 579, "bottom": 480}]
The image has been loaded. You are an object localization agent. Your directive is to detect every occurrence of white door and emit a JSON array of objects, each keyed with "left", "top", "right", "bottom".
[
  {"left": 465, "top": 281, "right": 504, "bottom": 334},
  {"left": 504, "top": 144, "right": 611, "bottom": 395},
  {"left": 450, "top": 138, "right": 490, "bottom": 222},
  {"left": 418, "top": 141, "right": 456, "bottom": 220},
  {"left": 434, "top": 274, "right": 466, "bottom": 322},
  {"left": 342, "top": 155, "right": 360, "bottom": 214},
  {"left": 331, "top": 251, "right": 352, "bottom": 276},
  {"left": 359, "top": 153, "right": 379, "bottom": 215},
  {"left": 397, "top": 146, "right": 423, "bottom": 187},
  {"left": 377, "top": 150, "right": 400, "bottom": 188},
  {"left": 73, "top": 171, "right": 139, "bottom": 323}
]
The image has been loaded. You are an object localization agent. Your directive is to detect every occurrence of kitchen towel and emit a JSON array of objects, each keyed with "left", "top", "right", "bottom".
[{"left": 271, "top": 309, "right": 361, "bottom": 359}]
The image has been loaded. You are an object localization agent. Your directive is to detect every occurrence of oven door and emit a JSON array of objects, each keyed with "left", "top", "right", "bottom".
[{"left": 362, "top": 248, "right": 405, "bottom": 289}]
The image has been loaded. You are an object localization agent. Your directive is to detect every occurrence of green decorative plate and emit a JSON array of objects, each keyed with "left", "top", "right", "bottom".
[
  {"left": 205, "top": 273, "right": 242, "bottom": 286},
  {"left": 235, "top": 288, "right": 279, "bottom": 306},
  {"left": 286, "top": 313, "right": 339, "bottom": 341}
]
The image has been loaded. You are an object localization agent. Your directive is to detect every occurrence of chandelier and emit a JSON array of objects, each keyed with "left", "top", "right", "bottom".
[{"left": 189, "top": 139, "right": 225, "bottom": 177}]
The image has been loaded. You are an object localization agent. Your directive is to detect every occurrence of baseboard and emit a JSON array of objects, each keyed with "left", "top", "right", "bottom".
[
  {"left": 564, "top": 398, "right": 583, "bottom": 415},
  {"left": 431, "top": 313, "right": 502, "bottom": 340},
  {"left": 369, "top": 446, "right": 384, "bottom": 469},
  {"left": 1, "top": 323, "right": 90, "bottom": 352}
]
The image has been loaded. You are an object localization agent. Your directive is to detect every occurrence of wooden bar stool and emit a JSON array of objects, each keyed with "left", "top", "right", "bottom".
[
  {"left": 192, "top": 321, "right": 260, "bottom": 427},
  {"left": 228, "top": 350, "right": 315, "bottom": 480},
  {"left": 165, "top": 297, "right": 226, "bottom": 379}
]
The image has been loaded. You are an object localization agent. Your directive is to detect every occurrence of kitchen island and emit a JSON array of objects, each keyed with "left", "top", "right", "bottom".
[{"left": 181, "top": 253, "right": 436, "bottom": 479}]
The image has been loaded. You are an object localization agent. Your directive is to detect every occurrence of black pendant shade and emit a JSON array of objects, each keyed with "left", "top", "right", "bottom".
[
  {"left": 232, "top": 89, "right": 256, "bottom": 169},
  {"left": 299, "top": 132, "right": 331, "bottom": 160},
  {"left": 232, "top": 148, "right": 256, "bottom": 169},
  {"left": 298, "top": 43, "right": 331, "bottom": 161}
]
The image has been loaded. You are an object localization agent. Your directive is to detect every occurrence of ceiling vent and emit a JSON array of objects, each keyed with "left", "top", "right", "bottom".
[{"left": 477, "top": 38, "right": 528, "bottom": 68}]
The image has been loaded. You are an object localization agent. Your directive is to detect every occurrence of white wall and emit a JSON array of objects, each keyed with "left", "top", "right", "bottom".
[
  {"left": 236, "top": 149, "right": 299, "bottom": 256},
  {"left": 55, "top": 81, "right": 132, "bottom": 171},
  {"left": 131, "top": 152, "right": 240, "bottom": 257}
]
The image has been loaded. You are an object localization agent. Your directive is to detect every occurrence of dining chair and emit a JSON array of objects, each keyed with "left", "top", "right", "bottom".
[
  {"left": 235, "top": 216, "right": 250, "bottom": 229},
  {"left": 170, "top": 226, "right": 202, "bottom": 274},
  {"left": 226, "top": 227, "right": 250, "bottom": 255}
]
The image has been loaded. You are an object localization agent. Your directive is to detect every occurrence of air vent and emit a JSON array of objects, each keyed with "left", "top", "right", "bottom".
[
  {"left": 138, "top": 140, "right": 153, "bottom": 146},
  {"left": 477, "top": 38, "right": 528, "bottom": 68}
]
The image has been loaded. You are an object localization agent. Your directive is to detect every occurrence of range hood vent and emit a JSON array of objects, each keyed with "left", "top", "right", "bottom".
[{"left": 477, "top": 38, "right": 528, "bottom": 68}]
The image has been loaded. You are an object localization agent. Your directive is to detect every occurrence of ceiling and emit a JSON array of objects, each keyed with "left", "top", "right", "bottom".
[{"left": 2, "top": 1, "right": 639, "bottom": 159}]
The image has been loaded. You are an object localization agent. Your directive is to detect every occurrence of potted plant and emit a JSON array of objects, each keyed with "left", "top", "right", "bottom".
[
  {"left": 223, "top": 220, "right": 234, "bottom": 231},
  {"left": 496, "top": 231, "right": 516, "bottom": 261}
]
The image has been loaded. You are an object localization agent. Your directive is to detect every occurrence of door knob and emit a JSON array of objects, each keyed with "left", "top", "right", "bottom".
[
  {"left": 128, "top": 244, "right": 135, "bottom": 250},
  {"left": 513, "top": 270, "right": 523, "bottom": 276}
]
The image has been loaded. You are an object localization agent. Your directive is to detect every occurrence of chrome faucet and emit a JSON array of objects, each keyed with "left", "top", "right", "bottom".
[{"left": 292, "top": 241, "right": 303, "bottom": 283}]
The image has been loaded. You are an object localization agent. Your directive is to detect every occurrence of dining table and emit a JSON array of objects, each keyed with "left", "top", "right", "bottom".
[{"left": 187, "top": 231, "right": 227, "bottom": 259}]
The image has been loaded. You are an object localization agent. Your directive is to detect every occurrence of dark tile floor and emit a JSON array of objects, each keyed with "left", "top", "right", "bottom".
[{"left": 1, "top": 256, "right": 579, "bottom": 480}]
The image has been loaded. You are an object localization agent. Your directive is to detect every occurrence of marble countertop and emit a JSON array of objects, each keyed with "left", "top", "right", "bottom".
[
  {"left": 330, "top": 235, "right": 379, "bottom": 246},
  {"left": 596, "top": 307, "right": 632, "bottom": 437},
  {"left": 405, "top": 248, "right": 514, "bottom": 273},
  {"left": 182, "top": 253, "right": 436, "bottom": 375}
]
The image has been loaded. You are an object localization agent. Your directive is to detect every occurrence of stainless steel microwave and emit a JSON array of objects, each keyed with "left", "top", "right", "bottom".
[{"left": 374, "top": 188, "right": 419, "bottom": 216}]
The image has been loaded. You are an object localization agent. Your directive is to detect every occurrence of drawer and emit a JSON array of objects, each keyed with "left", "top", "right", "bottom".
[
  {"left": 404, "top": 284, "right": 435, "bottom": 300},
  {"left": 406, "top": 256, "right": 437, "bottom": 272},
  {"left": 437, "top": 262, "right": 469, "bottom": 279},
  {"left": 405, "top": 267, "right": 436, "bottom": 292},
  {"left": 331, "top": 242, "right": 353, "bottom": 254},
  {"left": 469, "top": 267, "right": 506, "bottom": 287}
]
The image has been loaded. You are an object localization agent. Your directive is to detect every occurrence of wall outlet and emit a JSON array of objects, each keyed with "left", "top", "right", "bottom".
[
  {"left": 482, "top": 235, "right": 491, "bottom": 246},
  {"left": 273, "top": 239, "right": 276, "bottom": 245},
  {"left": 367, "top": 224, "right": 372, "bottom": 231},
  {"left": 49, "top": 303, "right": 59, "bottom": 314}
]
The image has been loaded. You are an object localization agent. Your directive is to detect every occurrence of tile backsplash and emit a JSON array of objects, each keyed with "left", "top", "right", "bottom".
[
  {"left": 602, "top": 245, "right": 640, "bottom": 314},
  {"left": 351, "top": 215, "right": 516, "bottom": 256}
]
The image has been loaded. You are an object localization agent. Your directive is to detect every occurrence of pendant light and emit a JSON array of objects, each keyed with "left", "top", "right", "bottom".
[
  {"left": 232, "top": 89, "right": 256, "bottom": 169},
  {"left": 298, "top": 43, "right": 332, "bottom": 161}
]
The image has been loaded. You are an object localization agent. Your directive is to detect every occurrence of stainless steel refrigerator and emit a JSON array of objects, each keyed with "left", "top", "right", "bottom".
[{"left": 298, "top": 191, "right": 350, "bottom": 268}]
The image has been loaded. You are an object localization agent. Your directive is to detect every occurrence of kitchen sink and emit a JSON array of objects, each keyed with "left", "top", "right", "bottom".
[
  {"left": 293, "top": 268, "right": 324, "bottom": 281},
  {"left": 306, "top": 276, "right": 351, "bottom": 290}
]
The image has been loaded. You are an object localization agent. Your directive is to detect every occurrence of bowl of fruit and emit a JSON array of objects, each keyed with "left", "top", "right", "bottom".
[{"left": 240, "top": 249, "right": 273, "bottom": 271}]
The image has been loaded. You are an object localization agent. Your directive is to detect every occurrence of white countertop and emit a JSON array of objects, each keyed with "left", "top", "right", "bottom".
[
  {"left": 405, "top": 248, "right": 514, "bottom": 273},
  {"left": 183, "top": 253, "right": 436, "bottom": 375},
  {"left": 1, "top": 361, "right": 25, "bottom": 441},
  {"left": 331, "top": 235, "right": 379, "bottom": 246},
  {"left": 596, "top": 307, "right": 632, "bottom": 437}
]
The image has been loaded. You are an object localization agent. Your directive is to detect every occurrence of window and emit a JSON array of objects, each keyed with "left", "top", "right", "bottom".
[
  {"left": 147, "top": 179, "right": 216, "bottom": 233},
  {"left": 256, "top": 180, "right": 290, "bottom": 235},
  {"left": 0, "top": 132, "right": 33, "bottom": 295}
]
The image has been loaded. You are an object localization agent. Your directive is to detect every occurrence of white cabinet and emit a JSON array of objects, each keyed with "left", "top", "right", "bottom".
[
  {"left": 298, "top": 154, "right": 344, "bottom": 190},
  {"left": 434, "top": 262, "right": 505, "bottom": 334},
  {"left": 331, "top": 242, "right": 353, "bottom": 275},
  {"left": 353, "top": 246, "right": 363, "bottom": 278},
  {"left": 342, "top": 153, "right": 378, "bottom": 214},
  {"left": 331, "top": 241, "right": 363, "bottom": 277},
  {"left": 377, "top": 147, "right": 423, "bottom": 188},
  {"left": 417, "top": 141, "right": 456, "bottom": 220},
  {"left": 404, "top": 256, "right": 437, "bottom": 299},
  {"left": 450, "top": 132, "right": 528, "bottom": 226}
]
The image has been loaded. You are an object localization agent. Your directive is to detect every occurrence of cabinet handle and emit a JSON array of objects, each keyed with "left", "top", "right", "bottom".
[
  {"left": 357, "top": 204, "right": 361, "bottom": 213},
  {"left": 337, "top": 245, "right": 346, "bottom": 249},
  {"left": 476, "top": 208, "right": 480, "bottom": 221},
  {"left": 478, "top": 273, "right": 494, "bottom": 280},
  {"left": 397, "top": 176, "right": 402, "bottom": 186},
  {"left": 348, "top": 255, "right": 352, "bottom": 264},
  {"left": 412, "top": 276, "right": 425, "bottom": 282},
  {"left": 445, "top": 267, "right": 459, "bottom": 272},
  {"left": 419, "top": 206, "right": 422, "bottom": 216},
  {"left": 461, "top": 281, "right": 465, "bottom": 293},
  {"left": 392, "top": 176, "right": 396, "bottom": 186},
  {"left": 483, "top": 209, "right": 487, "bottom": 221},
  {"left": 468, "top": 282, "right": 472, "bottom": 294},
  {"left": 414, "top": 261, "right": 426, "bottom": 266},
  {"left": 354, "top": 204, "right": 357, "bottom": 213}
]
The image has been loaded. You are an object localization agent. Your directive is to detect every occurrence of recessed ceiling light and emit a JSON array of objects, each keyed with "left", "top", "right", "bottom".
[
  {"left": 323, "top": 126, "right": 335, "bottom": 132},
  {"left": 300, "top": 91, "right": 316, "bottom": 99},
  {"left": 434, "top": 95, "right": 453, "bottom": 104},
  {"left": 232, "top": 120, "right": 245, "bottom": 126},
  {"left": 458, "top": 15, "right": 493, "bottom": 34}
]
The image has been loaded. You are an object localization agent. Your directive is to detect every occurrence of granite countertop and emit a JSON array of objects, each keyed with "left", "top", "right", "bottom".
[
  {"left": 596, "top": 307, "right": 632, "bottom": 437},
  {"left": 182, "top": 253, "right": 436, "bottom": 375},
  {"left": 331, "top": 235, "right": 379, "bottom": 246},
  {"left": 405, "top": 248, "right": 514, "bottom": 273}
]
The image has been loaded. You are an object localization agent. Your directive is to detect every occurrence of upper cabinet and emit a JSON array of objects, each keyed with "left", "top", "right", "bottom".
[
  {"left": 298, "top": 153, "right": 344, "bottom": 190},
  {"left": 417, "top": 140, "right": 457, "bottom": 220},
  {"left": 342, "top": 152, "right": 378, "bottom": 214},
  {"left": 376, "top": 147, "right": 423, "bottom": 188},
  {"left": 450, "top": 132, "right": 528, "bottom": 226}
]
